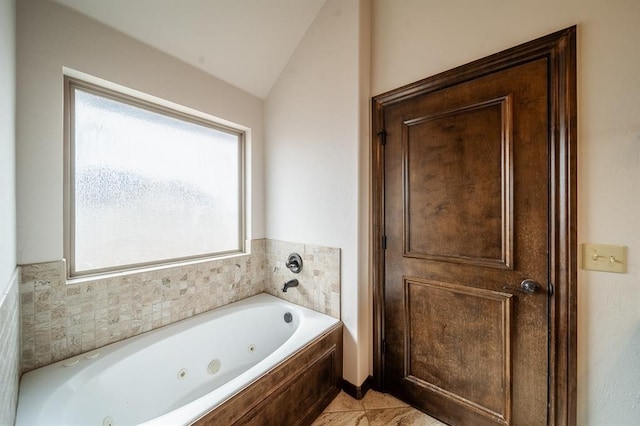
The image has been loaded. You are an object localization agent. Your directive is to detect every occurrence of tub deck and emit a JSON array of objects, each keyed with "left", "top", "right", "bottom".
[
  {"left": 16, "top": 293, "right": 342, "bottom": 426},
  {"left": 194, "top": 322, "right": 343, "bottom": 425}
]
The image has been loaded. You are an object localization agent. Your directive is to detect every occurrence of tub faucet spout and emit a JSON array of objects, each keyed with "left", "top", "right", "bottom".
[{"left": 282, "top": 279, "right": 299, "bottom": 292}]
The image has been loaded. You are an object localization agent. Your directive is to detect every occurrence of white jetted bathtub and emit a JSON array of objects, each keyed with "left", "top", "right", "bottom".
[{"left": 16, "top": 293, "right": 341, "bottom": 426}]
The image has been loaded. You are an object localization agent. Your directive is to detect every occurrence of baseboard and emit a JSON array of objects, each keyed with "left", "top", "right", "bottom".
[{"left": 341, "top": 375, "right": 373, "bottom": 400}]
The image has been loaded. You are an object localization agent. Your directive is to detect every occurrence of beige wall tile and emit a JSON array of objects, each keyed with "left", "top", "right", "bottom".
[
  {"left": 0, "top": 272, "right": 20, "bottom": 426},
  {"left": 19, "top": 238, "right": 341, "bottom": 372},
  {"left": 263, "top": 239, "right": 341, "bottom": 319}
]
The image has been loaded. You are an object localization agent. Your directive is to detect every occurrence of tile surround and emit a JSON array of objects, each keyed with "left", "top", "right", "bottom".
[
  {"left": 264, "top": 239, "right": 340, "bottom": 319},
  {"left": 0, "top": 270, "right": 20, "bottom": 426},
  {"left": 19, "top": 239, "right": 340, "bottom": 372}
]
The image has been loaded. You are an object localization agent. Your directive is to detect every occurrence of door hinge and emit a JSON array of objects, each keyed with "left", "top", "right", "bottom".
[
  {"left": 382, "top": 236, "right": 387, "bottom": 250},
  {"left": 382, "top": 339, "right": 387, "bottom": 354},
  {"left": 549, "top": 282, "right": 554, "bottom": 296},
  {"left": 377, "top": 129, "right": 386, "bottom": 146}
]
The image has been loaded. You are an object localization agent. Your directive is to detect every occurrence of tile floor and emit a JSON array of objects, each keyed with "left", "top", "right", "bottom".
[{"left": 311, "top": 390, "right": 448, "bottom": 425}]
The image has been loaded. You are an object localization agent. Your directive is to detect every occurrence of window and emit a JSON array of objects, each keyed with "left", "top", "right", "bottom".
[{"left": 65, "top": 77, "right": 245, "bottom": 277}]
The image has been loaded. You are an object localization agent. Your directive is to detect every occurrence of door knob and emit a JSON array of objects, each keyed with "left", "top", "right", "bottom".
[
  {"left": 519, "top": 279, "right": 540, "bottom": 293},
  {"left": 503, "top": 279, "right": 541, "bottom": 294}
]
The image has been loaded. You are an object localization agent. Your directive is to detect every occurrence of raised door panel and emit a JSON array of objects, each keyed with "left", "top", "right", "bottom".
[
  {"left": 404, "top": 278, "right": 513, "bottom": 424},
  {"left": 403, "top": 97, "right": 513, "bottom": 268}
]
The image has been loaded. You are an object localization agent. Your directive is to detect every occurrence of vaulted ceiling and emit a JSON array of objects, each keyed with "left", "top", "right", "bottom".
[{"left": 53, "top": 0, "right": 327, "bottom": 99}]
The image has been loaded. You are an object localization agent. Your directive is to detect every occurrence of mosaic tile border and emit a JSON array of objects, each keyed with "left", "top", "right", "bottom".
[
  {"left": 264, "top": 239, "right": 340, "bottom": 319},
  {"left": 0, "top": 269, "right": 20, "bottom": 426},
  {"left": 19, "top": 239, "right": 340, "bottom": 372},
  {"left": 20, "top": 241, "right": 267, "bottom": 372}
]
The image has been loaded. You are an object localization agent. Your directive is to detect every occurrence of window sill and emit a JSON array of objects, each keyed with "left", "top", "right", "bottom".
[{"left": 64, "top": 251, "right": 251, "bottom": 285}]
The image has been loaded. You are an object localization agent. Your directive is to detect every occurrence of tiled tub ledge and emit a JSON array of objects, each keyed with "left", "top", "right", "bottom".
[
  {"left": 19, "top": 246, "right": 267, "bottom": 372},
  {"left": 17, "top": 294, "right": 343, "bottom": 425},
  {"left": 19, "top": 238, "right": 341, "bottom": 372}
]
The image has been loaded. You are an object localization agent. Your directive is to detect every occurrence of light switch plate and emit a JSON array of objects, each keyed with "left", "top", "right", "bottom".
[{"left": 582, "top": 244, "right": 627, "bottom": 273}]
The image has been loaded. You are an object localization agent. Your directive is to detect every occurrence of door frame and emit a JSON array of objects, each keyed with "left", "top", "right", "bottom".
[{"left": 371, "top": 27, "right": 577, "bottom": 425}]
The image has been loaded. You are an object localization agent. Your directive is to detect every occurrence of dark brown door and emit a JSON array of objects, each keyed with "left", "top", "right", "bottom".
[{"left": 375, "top": 29, "right": 577, "bottom": 426}]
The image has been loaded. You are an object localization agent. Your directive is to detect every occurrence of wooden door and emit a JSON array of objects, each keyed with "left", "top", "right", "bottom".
[{"left": 372, "top": 28, "right": 577, "bottom": 426}]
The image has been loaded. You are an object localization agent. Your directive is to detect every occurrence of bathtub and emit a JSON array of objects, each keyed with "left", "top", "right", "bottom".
[{"left": 16, "top": 293, "right": 343, "bottom": 426}]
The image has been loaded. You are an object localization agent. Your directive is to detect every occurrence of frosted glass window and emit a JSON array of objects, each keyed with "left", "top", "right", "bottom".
[{"left": 66, "top": 79, "right": 244, "bottom": 277}]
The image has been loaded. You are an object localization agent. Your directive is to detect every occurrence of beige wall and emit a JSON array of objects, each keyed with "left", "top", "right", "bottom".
[
  {"left": 0, "top": 0, "right": 19, "bottom": 423},
  {"left": 13, "top": 0, "right": 640, "bottom": 422},
  {"left": 371, "top": 0, "right": 640, "bottom": 424},
  {"left": 265, "top": 0, "right": 371, "bottom": 385},
  {"left": 16, "top": 0, "right": 265, "bottom": 265},
  {"left": 0, "top": 0, "right": 16, "bottom": 289}
]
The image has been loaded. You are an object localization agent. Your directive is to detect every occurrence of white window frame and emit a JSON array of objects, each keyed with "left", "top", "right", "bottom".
[{"left": 64, "top": 76, "right": 246, "bottom": 279}]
